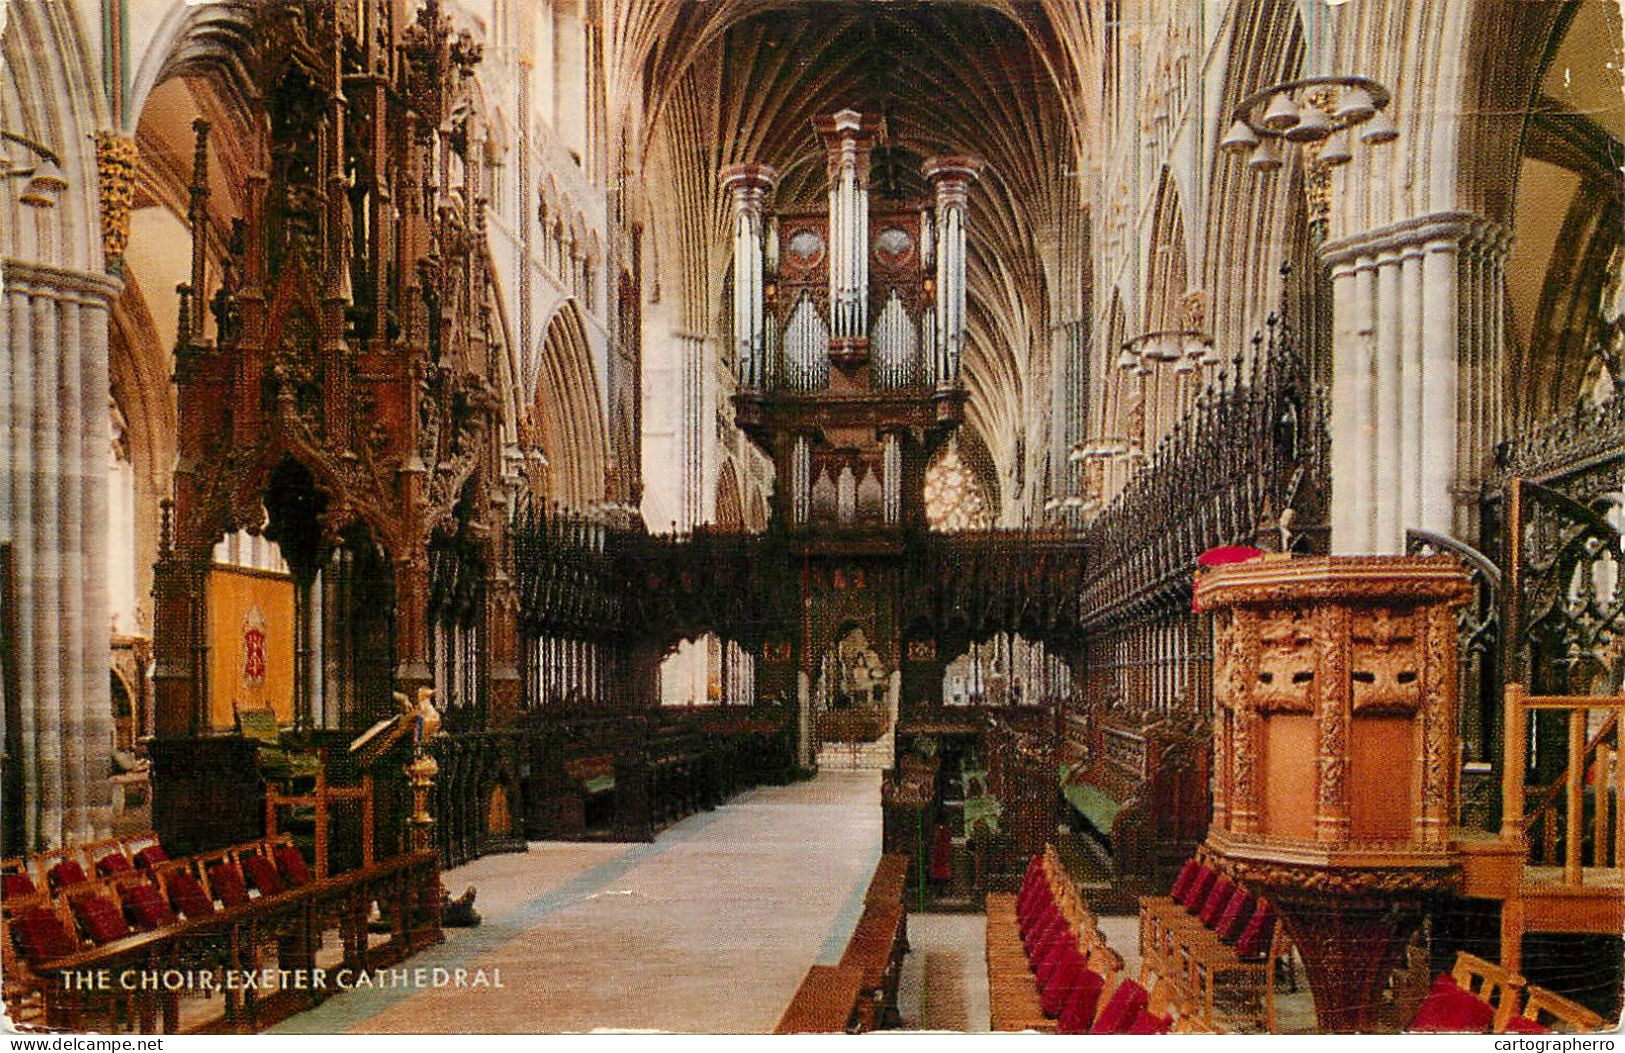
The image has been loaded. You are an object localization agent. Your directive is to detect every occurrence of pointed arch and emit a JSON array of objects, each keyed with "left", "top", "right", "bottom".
[{"left": 533, "top": 300, "right": 610, "bottom": 508}]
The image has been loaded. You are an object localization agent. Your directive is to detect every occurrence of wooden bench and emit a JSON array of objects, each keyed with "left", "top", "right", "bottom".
[
  {"left": 775, "top": 964, "right": 865, "bottom": 1033},
  {"left": 840, "top": 899, "right": 905, "bottom": 1030}
]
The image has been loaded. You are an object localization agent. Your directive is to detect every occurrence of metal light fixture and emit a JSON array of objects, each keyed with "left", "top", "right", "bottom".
[
  {"left": 1284, "top": 102, "right": 1332, "bottom": 143},
  {"left": 1248, "top": 140, "right": 1283, "bottom": 173},
  {"left": 2, "top": 131, "right": 65, "bottom": 209},
  {"left": 1220, "top": 119, "right": 1260, "bottom": 154},
  {"left": 1333, "top": 85, "right": 1376, "bottom": 124},
  {"left": 1120, "top": 328, "right": 1217, "bottom": 376},
  {"left": 1226, "top": 75, "right": 1398, "bottom": 180},
  {"left": 1360, "top": 108, "right": 1399, "bottom": 145},
  {"left": 1261, "top": 92, "right": 1302, "bottom": 132}
]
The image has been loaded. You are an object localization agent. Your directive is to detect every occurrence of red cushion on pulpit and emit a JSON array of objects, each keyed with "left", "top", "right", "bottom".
[
  {"left": 121, "top": 883, "right": 177, "bottom": 931},
  {"left": 207, "top": 863, "right": 251, "bottom": 908},
  {"left": 47, "top": 859, "right": 88, "bottom": 890},
  {"left": 1198, "top": 545, "right": 1265, "bottom": 567},
  {"left": 1215, "top": 888, "right": 1256, "bottom": 943},
  {"left": 1198, "top": 877, "right": 1236, "bottom": 928},
  {"left": 1126, "top": 1009, "right": 1173, "bottom": 1034},
  {"left": 72, "top": 894, "right": 130, "bottom": 945},
  {"left": 135, "top": 845, "right": 169, "bottom": 870},
  {"left": 1233, "top": 900, "right": 1276, "bottom": 961},
  {"left": 1408, "top": 975, "right": 1495, "bottom": 1033},
  {"left": 1182, "top": 866, "right": 1217, "bottom": 912},
  {"left": 1056, "top": 969, "right": 1106, "bottom": 1034},
  {"left": 1503, "top": 1017, "right": 1551, "bottom": 1035},
  {"left": 1169, "top": 858, "right": 1199, "bottom": 901},
  {"left": 166, "top": 871, "right": 216, "bottom": 918},
  {"left": 3, "top": 871, "right": 36, "bottom": 898},
  {"left": 241, "top": 854, "right": 283, "bottom": 896},
  {"left": 1090, "top": 979, "right": 1149, "bottom": 1034},
  {"left": 274, "top": 844, "right": 313, "bottom": 887},
  {"left": 11, "top": 907, "right": 77, "bottom": 963}
]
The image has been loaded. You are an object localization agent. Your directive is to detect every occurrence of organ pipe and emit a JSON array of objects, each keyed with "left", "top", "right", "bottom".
[
  {"left": 924, "top": 157, "right": 982, "bottom": 388},
  {"left": 720, "top": 165, "right": 777, "bottom": 391}
]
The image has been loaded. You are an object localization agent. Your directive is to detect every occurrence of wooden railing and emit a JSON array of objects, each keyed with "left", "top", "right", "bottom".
[
  {"left": 23, "top": 851, "right": 439, "bottom": 1034},
  {"left": 1503, "top": 686, "right": 1625, "bottom": 883}
]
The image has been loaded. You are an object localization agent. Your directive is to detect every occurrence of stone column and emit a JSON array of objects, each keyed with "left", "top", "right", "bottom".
[
  {"left": 720, "top": 165, "right": 777, "bottom": 392},
  {"left": 1, "top": 261, "right": 121, "bottom": 849},
  {"left": 924, "top": 156, "right": 984, "bottom": 389},
  {"left": 1321, "top": 213, "right": 1505, "bottom": 554},
  {"left": 814, "top": 110, "right": 880, "bottom": 358}
]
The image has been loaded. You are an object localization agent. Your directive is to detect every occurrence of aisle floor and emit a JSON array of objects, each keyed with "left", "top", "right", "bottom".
[{"left": 273, "top": 771, "right": 882, "bottom": 1034}]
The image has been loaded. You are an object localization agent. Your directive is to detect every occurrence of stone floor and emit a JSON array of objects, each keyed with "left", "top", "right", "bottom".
[{"left": 273, "top": 770, "right": 883, "bottom": 1034}]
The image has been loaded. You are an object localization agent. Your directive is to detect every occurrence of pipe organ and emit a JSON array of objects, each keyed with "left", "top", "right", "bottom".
[{"left": 727, "top": 111, "right": 980, "bottom": 533}]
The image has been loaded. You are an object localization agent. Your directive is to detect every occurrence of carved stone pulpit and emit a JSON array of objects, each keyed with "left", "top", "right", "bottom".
[{"left": 1196, "top": 555, "right": 1470, "bottom": 1032}]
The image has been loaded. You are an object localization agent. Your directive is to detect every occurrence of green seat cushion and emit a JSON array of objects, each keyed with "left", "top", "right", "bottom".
[{"left": 1063, "top": 779, "right": 1123, "bottom": 832}]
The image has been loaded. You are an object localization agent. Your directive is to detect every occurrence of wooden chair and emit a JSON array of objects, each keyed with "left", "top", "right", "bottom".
[
  {"left": 2, "top": 857, "right": 40, "bottom": 902},
  {"left": 1450, "top": 952, "right": 1527, "bottom": 1034},
  {"left": 1512, "top": 984, "right": 1609, "bottom": 1034}
]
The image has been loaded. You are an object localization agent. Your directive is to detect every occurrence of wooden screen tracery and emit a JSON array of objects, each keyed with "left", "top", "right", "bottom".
[{"left": 150, "top": 0, "right": 518, "bottom": 860}]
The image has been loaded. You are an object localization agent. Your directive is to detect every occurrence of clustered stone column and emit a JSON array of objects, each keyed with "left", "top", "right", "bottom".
[
  {"left": 924, "top": 156, "right": 983, "bottom": 388},
  {"left": 1, "top": 260, "right": 121, "bottom": 850},
  {"left": 720, "top": 164, "right": 778, "bottom": 392},
  {"left": 1322, "top": 212, "right": 1508, "bottom": 554}
]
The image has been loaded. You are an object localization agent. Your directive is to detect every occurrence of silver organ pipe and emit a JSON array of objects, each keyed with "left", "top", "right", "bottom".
[
  {"left": 784, "top": 294, "right": 829, "bottom": 390},
  {"left": 792, "top": 435, "right": 811, "bottom": 525},
  {"left": 721, "top": 165, "right": 777, "bottom": 391},
  {"left": 924, "top": 157, "right": 983, "bottom": 389},
  {"left": 871, "top": 290, "right": 917, "bottom": 388},
  {"left": 883, "top": 433, "right": 902, "bottom": 524}
]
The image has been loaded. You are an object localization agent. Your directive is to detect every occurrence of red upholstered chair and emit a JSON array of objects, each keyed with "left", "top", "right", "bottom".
[
  {"left": 1056, "top": 969, "right": 1107, "bottom": 1034},
  {"left": 240, "top": 853, "right": 284, "bottom": 897},
  {"left": 1168, "top": 858, "right": 1200, "bottom": 902},
  {"left": 1089, "top": 978, "right": 1149, "bottom": 1034},
  {"left": 1036, "top": 933, "right": 1075, "bottom": 987},
  {"left": 1181, "top": 866, "right": 1217, "bottom": 912},
  {"left": 2, "top": 870, "right": 37, "bottom": 899},
  {"left": 1023, "top": 906, "right": 1059, "bottom": 953},
  {"left": 274, "top": 843, "right": 313, "bottom": 887},
  {"left": 9, "top": 906, "right": 79, "bottom": 964},
  {"left": 1503, "top": 1017, "right": 1551, "bottom": 1035},
  {"left": 70, "top": 891, "right": 131, "bottom": 945},
  {"left": 1040, "top": 948, "right": 1086, "bottom": 1017},
  {"left": 1197, "top": 877, "right": 1235, "bottom": 928},
  {"left": 1214, "top": 888, "right": 1256, "bottom": 944},
  {"left": 134, "top": 845, "right": 169, "bottom": 870},
  {"left": 46, "top": 859, "right": 88, "bottom": 892},
  {"left": 164, "top": 870, "right": 217, "bottom": 919},
  {"left": 1232, "top": 901, "right": 1276, "bottom": 961},
  {"left": 121, "top": 883, "right": 177, "bottom": 932},
  {"left": 206, "top": 862, "right": 251, "bottom": 909},
  {"left": 1126, "top": 1009, "right": 1173, "bottom": 1034},
  {"left": 1408, "top": 974, "right": 1497, "bottom": 1033},
  {"left": 94, "top": 852, "right": 134, "bottom": 878}
]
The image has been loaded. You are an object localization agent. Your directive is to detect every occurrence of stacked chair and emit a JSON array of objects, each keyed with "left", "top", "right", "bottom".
[
  {"left": 986, "top": 845, "right": 1203, "bottom": 1034},
  {"left": 1408, "top": 952, "right": 1609, "bottom": 1034},
  {"left": 1138, "top": 853, "right": 1289, "bottom": 1032}
]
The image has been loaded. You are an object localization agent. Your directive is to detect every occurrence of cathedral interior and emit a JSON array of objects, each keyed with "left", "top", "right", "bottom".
[{"left": 2, "top": 0, "right": 1624, "bottom": 1036}]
